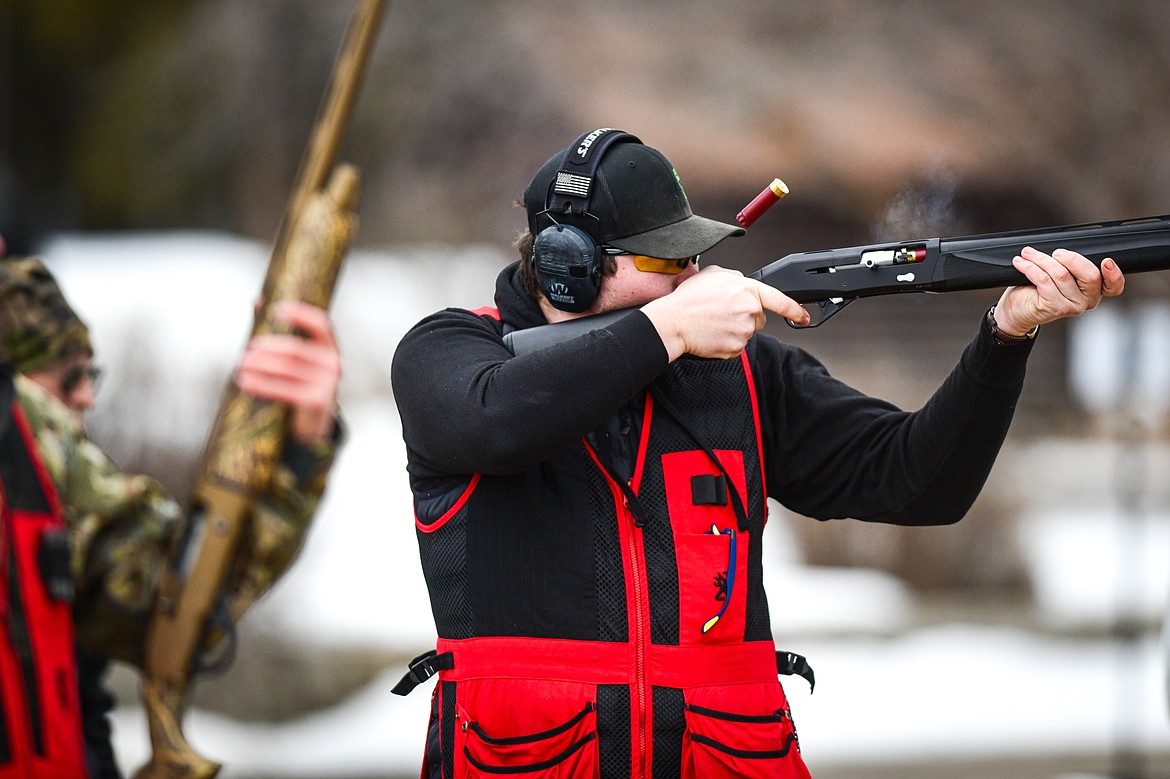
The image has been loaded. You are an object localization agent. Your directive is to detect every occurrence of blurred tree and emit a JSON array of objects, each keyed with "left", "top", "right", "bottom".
[
  {"left": 6, "top": 0, "right": 1170, "bottom": 258},
  {"left": 0, "top": 0, "right": 192, "bottom": 252}
]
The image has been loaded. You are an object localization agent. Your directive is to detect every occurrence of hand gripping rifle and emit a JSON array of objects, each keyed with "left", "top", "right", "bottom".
[
  {"left": 134, "top": 2, "right": 387, "bottom": 777},
  {"left": 505, "top": 213, "right": 1170, "bottom": 354}
]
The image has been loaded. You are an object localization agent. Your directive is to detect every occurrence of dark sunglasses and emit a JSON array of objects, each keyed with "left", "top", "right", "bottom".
[{"left": 61, "top": 364, "right": 102, "bottom": 396}]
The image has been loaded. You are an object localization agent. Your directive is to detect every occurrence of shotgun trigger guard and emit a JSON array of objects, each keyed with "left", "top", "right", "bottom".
[{"left": 788, "top": 297, "right": 853, "bottom": 328}]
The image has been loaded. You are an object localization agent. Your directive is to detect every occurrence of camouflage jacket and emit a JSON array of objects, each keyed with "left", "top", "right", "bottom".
[{"left": 13, "top": 372, "right": 339, "bottom": 667}]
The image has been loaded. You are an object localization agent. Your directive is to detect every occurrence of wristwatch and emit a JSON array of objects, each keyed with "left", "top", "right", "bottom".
[{"left": 987, "top": 305, "right": 1038, "bottom": 343}]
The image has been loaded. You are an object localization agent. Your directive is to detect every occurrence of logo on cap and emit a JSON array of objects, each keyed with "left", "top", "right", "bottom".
[{"left": 573, "top": 128, "right": 616, "bottom": 162}]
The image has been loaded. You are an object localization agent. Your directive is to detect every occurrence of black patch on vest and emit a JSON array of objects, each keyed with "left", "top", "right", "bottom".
[{"left": 690, "top": 473, "right": 727, "bottom": 505}]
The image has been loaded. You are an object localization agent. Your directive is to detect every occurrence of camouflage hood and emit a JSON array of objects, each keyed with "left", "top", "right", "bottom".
[{"left": 0, "top": 257, "right": 93, "bottom": 373}]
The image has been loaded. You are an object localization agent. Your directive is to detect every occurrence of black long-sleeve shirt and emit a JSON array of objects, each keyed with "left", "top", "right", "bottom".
[{"left": 392, "top": 262, "right": 1033, "bottom": 527}]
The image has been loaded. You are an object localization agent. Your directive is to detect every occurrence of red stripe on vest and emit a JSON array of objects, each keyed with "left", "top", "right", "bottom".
[
  {"left": 435, "top": 636, "right": 780, "bottom": 688},
  {"left": 415, "top": 473, "right": 481, "bottom": 534},
  {"left": 0, "top": 400, "right": 87, "bottom": 778}
]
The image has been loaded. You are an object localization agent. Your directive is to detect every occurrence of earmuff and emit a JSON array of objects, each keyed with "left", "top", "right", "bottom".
[{"left": 532, "top": 128, "right": 640, "bottom": 312}]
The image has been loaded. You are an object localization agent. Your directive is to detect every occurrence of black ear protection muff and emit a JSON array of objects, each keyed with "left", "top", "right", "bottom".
[
  {"left": 532, "top": 128, "right": 641, "bottom": 312},
  {"left": 531, "top": 223, "right": 602, "bottom": 313}
]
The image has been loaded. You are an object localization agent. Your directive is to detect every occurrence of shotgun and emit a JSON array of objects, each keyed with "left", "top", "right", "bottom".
[
  {"left": 505, "top": 213, "right": 1170, "bottom": 354},
  {"left": 134, "top": 2, "right": 387, "bottom": 777}
]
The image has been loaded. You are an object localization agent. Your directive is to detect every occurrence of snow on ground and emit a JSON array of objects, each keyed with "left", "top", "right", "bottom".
[{"left": 35, "top": 232, "right": 1170, "bottom": 776}]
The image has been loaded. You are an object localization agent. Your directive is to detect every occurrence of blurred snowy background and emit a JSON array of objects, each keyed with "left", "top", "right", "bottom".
[
  {"left": 7, "top": 0, "right": 1170, "bottom": 776},
  {"left": 40, "top": 233, "right": 1170, "bottom": 779}
]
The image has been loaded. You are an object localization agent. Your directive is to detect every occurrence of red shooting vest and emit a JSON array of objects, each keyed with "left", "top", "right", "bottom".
[
  {"left": 0, "top": 374, "right": 88, "bottom": 778},
  {"left": 410, "top": 322, "right": 812, "bottom": 779}
]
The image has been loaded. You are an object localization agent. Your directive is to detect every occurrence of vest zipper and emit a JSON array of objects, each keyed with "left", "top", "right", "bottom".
[{"left": 622, "top": 480, "right": 649, "bottom": 777}]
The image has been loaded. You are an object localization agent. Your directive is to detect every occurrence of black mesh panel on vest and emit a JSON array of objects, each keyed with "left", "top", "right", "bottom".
[
  {"left": 589, "top": 465, "right": 628, "bottom": 643},
  {"left": 652, "top": 686, "right": 685, "bottom": 776},
  {"left": 636, "top": 437, "right": 678, "bottom": 644},
  {"left": 597, "top": 684, "right": 631, "bottom": 779},
  {"left": 417, "top": 511, "right": 474, "bottom": 639},
  {"left": 744, "top": 512, "right": 772, "bottom": 642}
]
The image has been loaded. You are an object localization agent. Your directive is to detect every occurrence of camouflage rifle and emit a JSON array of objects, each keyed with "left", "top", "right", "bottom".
[{"left": 134, "top": 2, "right": 388, "bottom": 777}]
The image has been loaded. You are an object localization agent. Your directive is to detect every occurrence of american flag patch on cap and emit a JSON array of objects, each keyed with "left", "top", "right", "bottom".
[{"left": 554, "top": 172, "right": 591, "bottom": 198}]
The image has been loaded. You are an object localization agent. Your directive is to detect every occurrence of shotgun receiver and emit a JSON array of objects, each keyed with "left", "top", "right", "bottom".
[
  {"left": 505, "top": 214, "right": 1170, "bottom": 354},
  {"left": 134, "top": 2, "right": 387, "bottom": 777}
]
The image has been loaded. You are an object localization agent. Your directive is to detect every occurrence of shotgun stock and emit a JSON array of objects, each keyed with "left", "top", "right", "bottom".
[{"left": 133, "top": 3, "right": 386, "bottom": 777}]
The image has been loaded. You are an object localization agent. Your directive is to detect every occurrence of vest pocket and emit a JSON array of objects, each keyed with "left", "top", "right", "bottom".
[
  {"left": 454, "top": 679, "right": 598, "bottom": 777},
  {"left": 681, "top": 685, "right": 811, "bottom": 779},
  {"left": 661, "top": 450, "right": 751, "bottom": 644},
  {"left": 673, "top": 530, "right": 748, "bottom": 643}
]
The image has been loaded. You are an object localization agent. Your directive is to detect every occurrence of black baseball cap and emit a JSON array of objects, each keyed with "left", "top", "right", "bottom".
[{"left": 524, "top": 133, "right": 745, "bottom": 260}]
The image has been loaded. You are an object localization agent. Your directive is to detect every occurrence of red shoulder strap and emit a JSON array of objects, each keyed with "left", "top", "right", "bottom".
[{"left": 469, "top": 306, "right": 500, "bottom": 320}]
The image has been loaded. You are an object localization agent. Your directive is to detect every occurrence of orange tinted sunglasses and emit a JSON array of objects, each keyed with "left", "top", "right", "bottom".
[{"left": 630, "top": 254, "right": 699, "bottom": 275}]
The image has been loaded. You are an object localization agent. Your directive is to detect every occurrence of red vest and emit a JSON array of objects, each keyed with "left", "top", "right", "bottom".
[
  {"left": 0, "top": 375, "right": 88, "bottom": 778},
  {"left": 411, "top": 333, "right": 812, "bottom": 779}
]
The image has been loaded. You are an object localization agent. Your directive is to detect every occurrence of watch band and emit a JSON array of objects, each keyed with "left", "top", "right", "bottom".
[{"left": 987, "top": 305, "right": 1038, "bottom": 343}]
